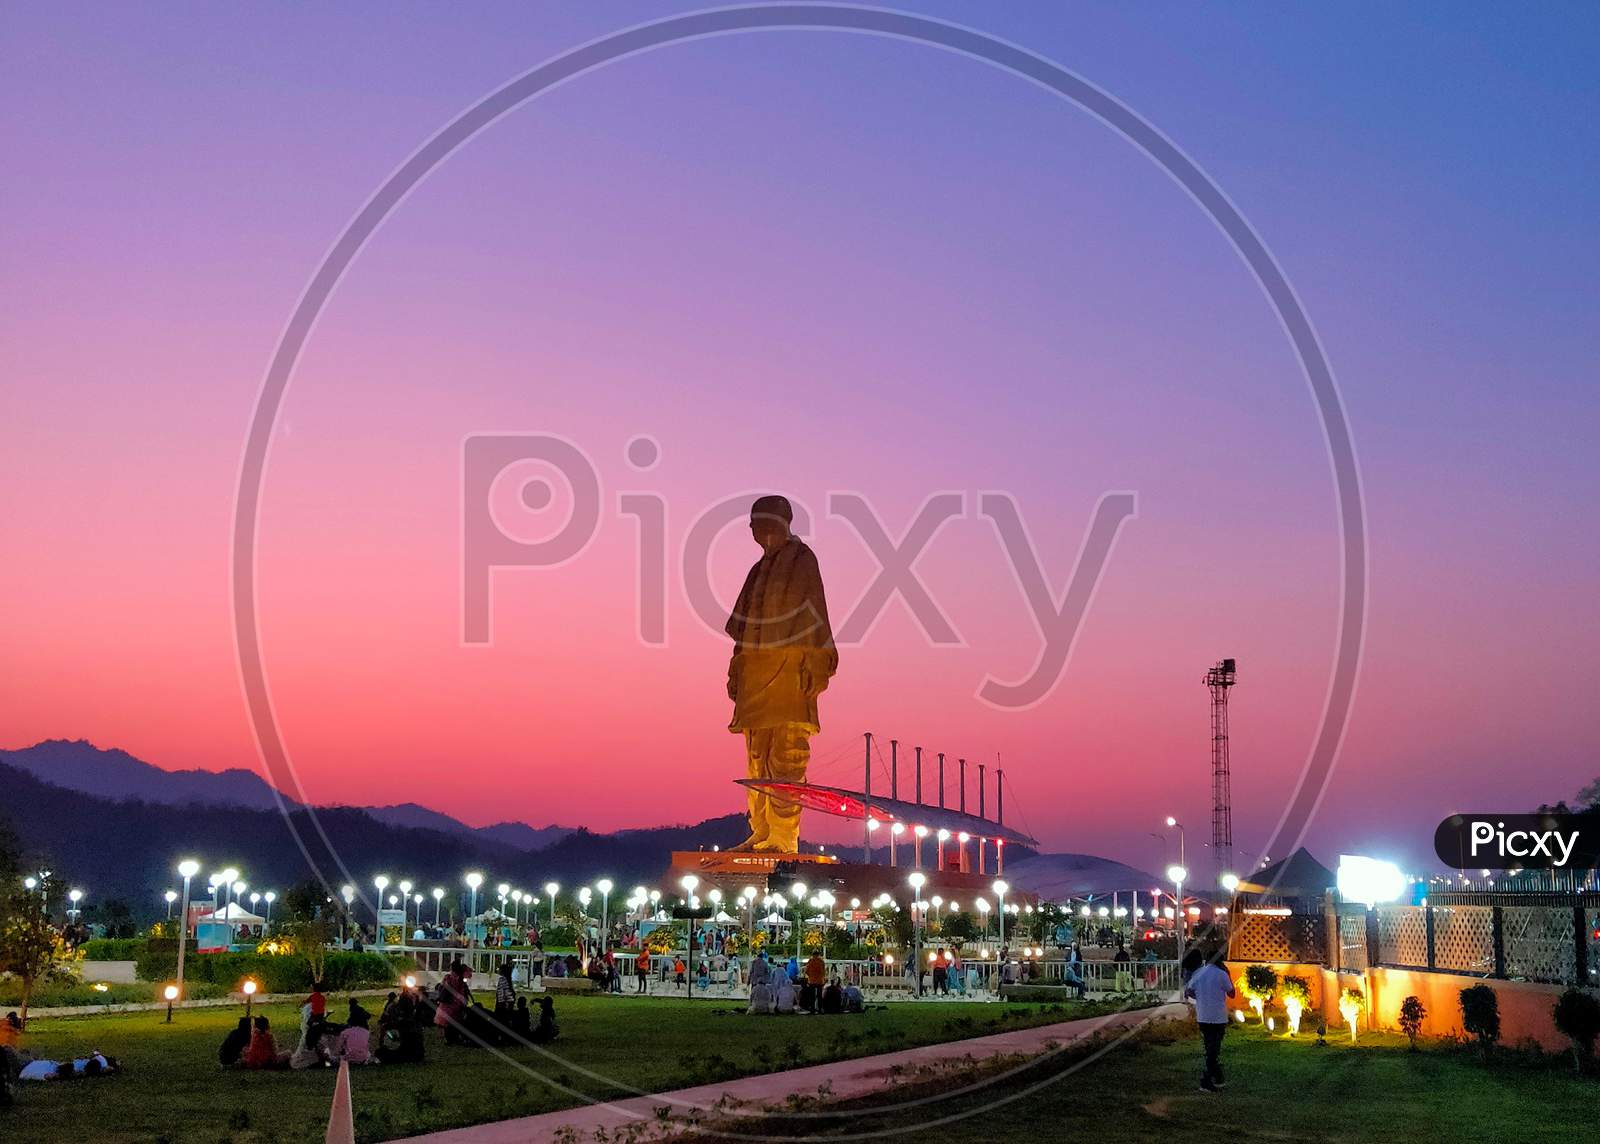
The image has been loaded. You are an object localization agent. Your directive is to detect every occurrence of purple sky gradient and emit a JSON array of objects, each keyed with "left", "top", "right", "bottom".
[{"left": 3, "top": 3, "right": 1596, "bottom": 875}]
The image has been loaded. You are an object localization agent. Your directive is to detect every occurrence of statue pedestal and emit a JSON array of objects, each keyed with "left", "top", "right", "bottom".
[{"left": 666, "top": 850, "right": 836, "bottom": 899}]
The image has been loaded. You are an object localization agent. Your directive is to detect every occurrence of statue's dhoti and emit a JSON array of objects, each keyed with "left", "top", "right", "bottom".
[{"left": 742, "top": 724, "right": 810, "bottom": 853}]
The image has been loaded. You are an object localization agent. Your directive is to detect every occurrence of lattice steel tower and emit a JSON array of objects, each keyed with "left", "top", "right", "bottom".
[{"left": 1205, "top": 658, "right": 1238, "bottom": 882}]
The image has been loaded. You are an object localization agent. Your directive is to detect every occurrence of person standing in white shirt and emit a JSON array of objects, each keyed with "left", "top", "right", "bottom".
[{"left": 1181, "top": 949, "right": 1236, "bottom": 1092}]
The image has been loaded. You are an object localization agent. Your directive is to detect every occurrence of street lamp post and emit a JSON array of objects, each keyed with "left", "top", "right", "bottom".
[
  {"left": 164, "top": 889, "right": 178, "bottom": 920},
  {"left": 464, "top": 872, "right": 483, "bottom": 943},
  {"left": 263, "top": 891, "right": 276, "bottom": 929},
  {"left": 993, "top": 880, "right": 1009, "bottom": 951},
  {"left": 339, "top": 885, "right": 355, "bottom": 944},
  {"left": 398, "top": 881, "right": 413, "bottom": 933},
  {"left": 596, "top": 879, "right": 613, "bottom": 948},
  {"left": 789, "top": 882, "right": 807, "bottom": 961},
  {"left": 373, "top": 876, "right": 390, "bottom": 951},
  {"left": 544, "top": 882, "right": 559, "bottom": 930},
  {"left": 1167, "top": 865, "right": 1189, "bottom": 944},
  {"left": 908, "top": 872, "right": 926, "bottom": 995},
  {"left": 174, "top": 859, "right": 200, "bottom": 1009},
  {"left": 68, "top": 889, "right": 84, "bottom": 922},
  {"left": 432, "top": 887, "right": 444, "bottom": 926},
  {"left": 1164, "top": 817, "right": 1186, "bottom": 871}
]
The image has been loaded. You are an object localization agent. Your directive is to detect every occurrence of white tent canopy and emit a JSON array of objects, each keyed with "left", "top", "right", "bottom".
[{"left": 197, "top": 903, "right": 266, "bottom": 925}]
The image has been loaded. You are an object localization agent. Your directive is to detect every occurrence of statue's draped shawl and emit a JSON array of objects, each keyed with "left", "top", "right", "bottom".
[{"left": 726, "top": 536, "right": 838, "bottom": 732}]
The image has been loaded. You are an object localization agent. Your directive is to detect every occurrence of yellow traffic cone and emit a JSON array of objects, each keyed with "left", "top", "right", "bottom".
[{"left": 326, "top": 1058, "right": 355, "bottom": 1144}]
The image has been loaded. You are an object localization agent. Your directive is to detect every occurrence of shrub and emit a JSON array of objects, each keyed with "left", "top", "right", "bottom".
[
  {"left": 1459, "top": 984, "right": 1500, "bottom": 1062},
  {"left": 79, "top": 937, "right": 145, "bottom": 961},
  {"left": 134, "top": 948, "right": 408, "bottom": 993},
  {"left": 1398, "top": 995, "right": 1426, "bottom": 1050},
  {"left": 1553, "top": 988, "right": 1600, "bottom": 1073},
  {"left": 1239, "top": 965, "right": 1278, "bottom": 1023}
]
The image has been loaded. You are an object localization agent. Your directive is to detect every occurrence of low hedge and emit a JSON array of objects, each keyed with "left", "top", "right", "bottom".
[
  {"left": 0, "top": 979, "right": 227, "bottom": 1008},
  {"left": 133, "top": 949, "right": 409, "bottom": 993},
  {"left": 79, "top": 937, "right": 146, "bottom": 961}
]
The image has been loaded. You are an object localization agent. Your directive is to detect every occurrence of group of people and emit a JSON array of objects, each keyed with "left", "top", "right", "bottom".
[
  {"left": 216, "top": 963, "right": 560, "bottom": 1075},
  {"left": 744, "top": 952, "right": 865, "bottom": 1015},
  {"left": 221, "top": 988, "right": 377, "bottom": 1071},
  {"left": 1, "top": 1012, "right": 123, "bottom": 1105}
]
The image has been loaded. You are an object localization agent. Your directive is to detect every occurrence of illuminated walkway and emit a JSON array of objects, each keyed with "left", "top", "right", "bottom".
[{"left": 410, "top": 1002, "right": 1186, "bottom": 1142}]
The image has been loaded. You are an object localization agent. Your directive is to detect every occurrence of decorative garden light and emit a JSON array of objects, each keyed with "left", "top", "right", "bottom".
[
  {"left": 164, "top": 984, "right": 179, "bottom": 1022},
  {"left": 992, "top": 880, "right": 1009, "bottom": 947},
  {"left": 242, "top": 978, "right": 258, "bottom": 1018},
  {"left": 1281, "top": 976, "right": 1312, "bottom": 1037},
  {"left": 431, "top": 887, "right": 444, "bottom": 925},
  {"left": 544, "top": 881, "right": 559, "bottom": 928},
  {"left": 1339, "top": 988, "right": 1365, "bottom": 1043}
]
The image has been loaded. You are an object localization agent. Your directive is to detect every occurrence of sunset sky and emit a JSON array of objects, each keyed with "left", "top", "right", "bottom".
[{"left": 4, "top": 3, "right": 1596, "bottom": 874}]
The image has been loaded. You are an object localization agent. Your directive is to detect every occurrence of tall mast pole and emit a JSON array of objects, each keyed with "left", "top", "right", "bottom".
[
  {"left": 864, "top": 731, "right": 873, "bottom": 864},
  {"left": 1206, "top": 658, "right": 1238, "bottom": 885}
]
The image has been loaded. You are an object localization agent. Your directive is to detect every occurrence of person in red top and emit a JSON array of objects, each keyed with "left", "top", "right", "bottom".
[{"left": 242, "top": 1016, "right": 288, "bottom": 1069}]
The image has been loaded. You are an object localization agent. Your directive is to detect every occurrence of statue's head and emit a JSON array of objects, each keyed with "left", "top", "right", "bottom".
[{"left": 749, "top": 495, "right": 792, "bottom": 553}]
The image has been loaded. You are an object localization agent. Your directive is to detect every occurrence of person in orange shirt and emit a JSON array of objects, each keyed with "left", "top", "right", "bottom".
[{"left": 803, "top": 952, "right": 827, "bottom": 1013}]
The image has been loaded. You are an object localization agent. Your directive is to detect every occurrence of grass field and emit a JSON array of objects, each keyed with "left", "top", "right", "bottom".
[
  {"left": 689, "top": 1021, "right": 1598, "bottom": 1144},
  {"left": 5, "top": 993, "right": 1121, "bottom": 1142}
]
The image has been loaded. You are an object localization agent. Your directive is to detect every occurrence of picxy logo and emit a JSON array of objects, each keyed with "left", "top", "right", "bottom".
[{"left": 1434, "top": 814, "right": 1596, "bottom": 871}]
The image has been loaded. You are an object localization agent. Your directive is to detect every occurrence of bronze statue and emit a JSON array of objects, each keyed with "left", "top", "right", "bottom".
[{"left": 726, "top": 495, "right": 837, "bottom": 852}]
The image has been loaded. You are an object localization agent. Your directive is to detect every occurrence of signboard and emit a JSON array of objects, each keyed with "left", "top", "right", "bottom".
[{"left": 378, "top": 908, "right": 407, "bottom": 926}]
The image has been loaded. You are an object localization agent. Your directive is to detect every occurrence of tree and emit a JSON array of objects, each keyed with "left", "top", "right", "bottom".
[
  {"left": 1398, "top": 995, "right": 1426, "bottom": 1051},
  {"left": 0, "top": 888, "right": 61, "bottom": 1028},
  {"left": 1459, "top": 984, "right": 1500, "bottom": 1063},
  {"left": 1553, "top": 988, "right": 1600, "bottom": 1074},
  {"left": 1577, "top": 777, "right": 1600, "bottom": 811}
]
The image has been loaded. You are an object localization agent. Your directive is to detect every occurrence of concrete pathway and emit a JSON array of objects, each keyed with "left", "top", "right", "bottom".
[{"left": 409, "top": 1003, "right": 1186, "bottom": 1143}]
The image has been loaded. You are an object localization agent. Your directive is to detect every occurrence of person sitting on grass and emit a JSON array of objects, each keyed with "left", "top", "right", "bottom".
[
  {"left": 529, "top": 996, "right": 558, "bottom": 1044},
  {"left": 331, "top": 1008, "right": 371, "bottom": 1065},
  {"left": 820, "top": 977, "right": 843, "bottom": 1014},
  {"left": 219, "top": 1017, "right": 251, "bottom": 1068},
  {"left": 747, "top": 977, "right": 774, "bottom": 1014},
  {"left": 842, "top": 980, "right": 864, "bottom": 1013},
  {"left": 290, "top": 1004, "right": 329, "bottom": 1070},
  {"left": 243, "top": 1016, "right": 289, "bottom": 1069},
  {"left": 509, "top": 996, "right": 532, "bottom": 1039},
  {"left": 774, "top": 974, "right": 796, "bottom": 1014},
  {"left": 376, "top": 994, "right": 425, "bottom": 1065}
]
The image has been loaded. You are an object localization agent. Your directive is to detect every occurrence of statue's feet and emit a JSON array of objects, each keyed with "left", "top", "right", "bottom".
[{"left": 728, "top": 832, "right": 768, "bottom": 852}]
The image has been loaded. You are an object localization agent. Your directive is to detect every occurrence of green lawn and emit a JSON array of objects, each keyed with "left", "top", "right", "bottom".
[
  {"left": 687, "top": 1021, "right": 1598, "bottom": 1144},
  {"left": 5, "top": 994, "right": 1122, "bottom": 1142}
]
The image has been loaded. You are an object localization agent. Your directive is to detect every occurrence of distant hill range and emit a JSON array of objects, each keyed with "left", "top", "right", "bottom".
[
  {"left": 0, "top": 739, "right": 1156, "bottom": 914},
  {"left": 0, "top": 740, "right": 575, "bottom": 852}
]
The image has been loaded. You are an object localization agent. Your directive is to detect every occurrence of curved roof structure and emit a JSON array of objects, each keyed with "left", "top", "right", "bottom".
[{"left": 736, "top": 778, "right": 1038, "bottom": 847}]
